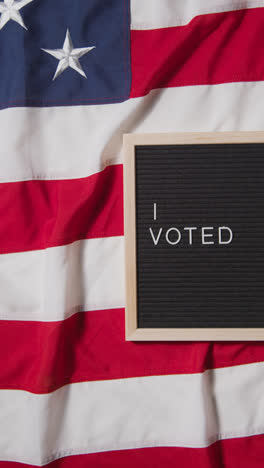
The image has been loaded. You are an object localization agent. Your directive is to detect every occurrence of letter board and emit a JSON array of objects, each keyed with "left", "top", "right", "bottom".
[{"left": 123, "top": 132, "right": 264, "bottom": 341}]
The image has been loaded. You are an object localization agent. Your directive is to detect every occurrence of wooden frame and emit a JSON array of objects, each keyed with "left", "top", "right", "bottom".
[{"left": 123, "top": 131, "right": 264, "bottom": 341}]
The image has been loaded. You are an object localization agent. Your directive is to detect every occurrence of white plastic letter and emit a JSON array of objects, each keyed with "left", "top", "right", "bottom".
[
  {"left": 202, "top": 227, "right": 214, "bottom": 245},
  {"left": 153, "top": 203, "right": 157, "bottom": 221},
  {"left": 166, "top": 228, "right": 181, "bottom": 245},
  {"left": 184, "top": 227, "right": 197, "bottom": 245},
  {"left": 219, "top": 226, "right": 233, "bottom": 244},
  {"left": 149, "top": 227, "right": 162, "bottom": 246}
]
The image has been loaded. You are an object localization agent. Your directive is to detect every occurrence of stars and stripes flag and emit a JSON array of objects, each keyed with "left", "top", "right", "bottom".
[{"left": 0, "top": 0, "right": 264, "bottom": 466}]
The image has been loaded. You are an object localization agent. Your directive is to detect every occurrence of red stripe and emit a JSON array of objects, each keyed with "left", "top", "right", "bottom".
[
  {"left": 1, "top": 434, "right": 264, "bottom": 467},
  {"left": 130, "top": 8, "right": 264, "bottom": 98},
  {"left": 0, "top": 165, "right": 123, "bottom": 254},
  {"left": 1, "top": 308, "right": 264, "bottom": 394}
]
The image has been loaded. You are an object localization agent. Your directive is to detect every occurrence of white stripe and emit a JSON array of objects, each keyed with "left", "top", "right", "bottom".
[
  {"left": 1, "top": 82, "right": 264, "bottom": 182},
  {"left": 1, "top": 362, "right": 264, "bottom": 465},
  {"left": 0, "top": 237, "right": 124, "bottom": 321},
  {"left": 131, "top": 0, "right": 264, "bottom": 29}
]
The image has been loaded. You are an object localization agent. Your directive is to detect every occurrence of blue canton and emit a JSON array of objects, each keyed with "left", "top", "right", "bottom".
[{"left": 0, "top": 0, "right": 131, "bottom": 109}]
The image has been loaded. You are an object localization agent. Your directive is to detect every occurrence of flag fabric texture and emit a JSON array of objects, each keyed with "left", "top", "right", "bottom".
[{"left": 1, "top": 0, "right": 264, "bottom": 466}]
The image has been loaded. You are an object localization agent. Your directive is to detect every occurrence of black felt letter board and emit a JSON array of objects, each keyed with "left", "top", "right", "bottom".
[{"left": 135, "top": 143, "right": 264, "bottom": 329}]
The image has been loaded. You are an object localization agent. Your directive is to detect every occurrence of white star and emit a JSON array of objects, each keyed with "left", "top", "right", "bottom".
[
  {"left": 0, "top": 0, "right": 33, "bottom": 31},
  {"left": 42, "top": 29, "right": 96, "bottom": 81}
]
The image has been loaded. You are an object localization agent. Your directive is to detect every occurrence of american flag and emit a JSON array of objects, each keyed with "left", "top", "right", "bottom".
[{"left": 0, "top": 0, "right": 264, "bottom": 467}]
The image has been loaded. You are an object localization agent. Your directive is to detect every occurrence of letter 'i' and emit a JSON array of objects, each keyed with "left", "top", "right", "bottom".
[{"left": 154, "top": 203, "right": 157, "bottom": 221}]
